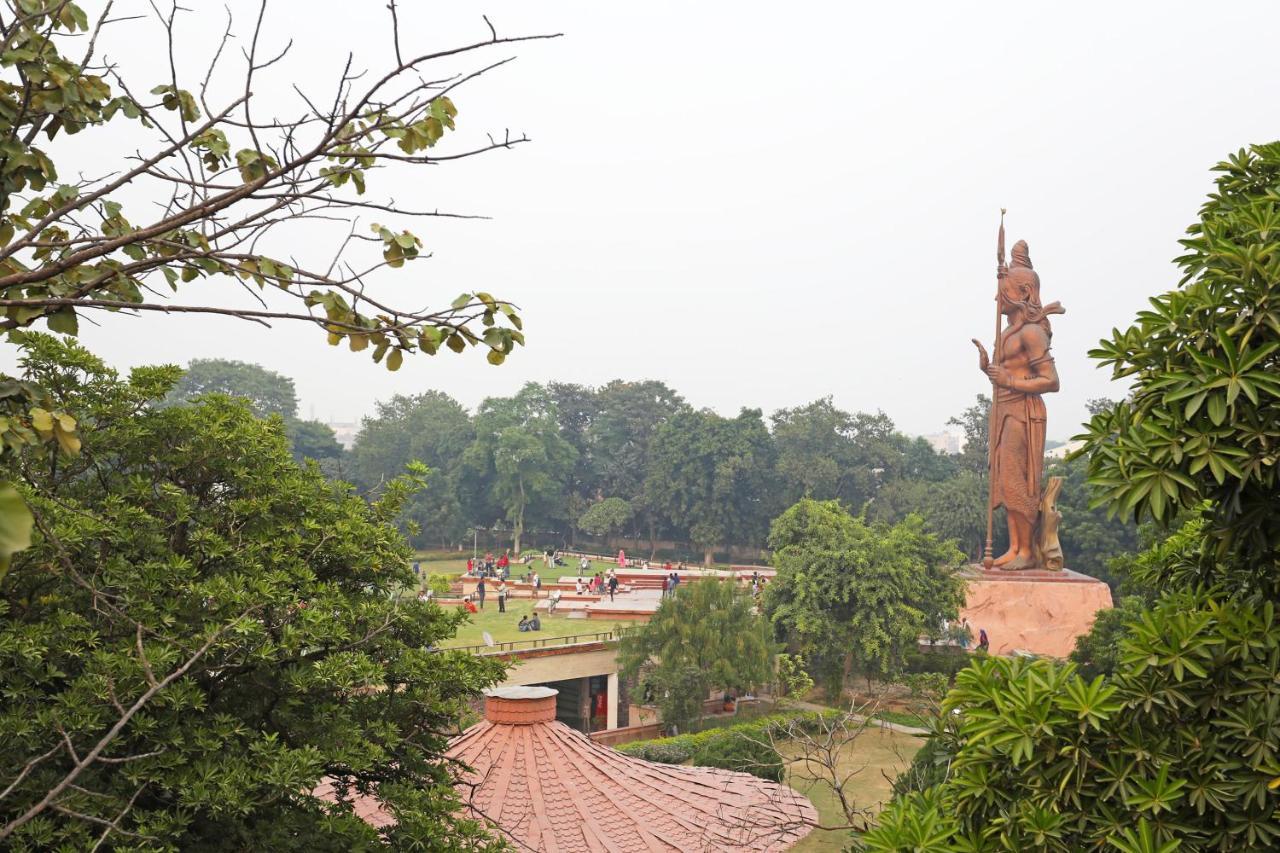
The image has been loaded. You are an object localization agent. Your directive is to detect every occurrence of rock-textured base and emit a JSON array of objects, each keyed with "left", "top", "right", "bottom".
[{"left": 958, "top": 566, "right": 1113, "bottom": 657}]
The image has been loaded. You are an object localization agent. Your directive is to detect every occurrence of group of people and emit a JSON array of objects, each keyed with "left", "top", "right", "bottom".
[
  {"left": 466, "top": 551, "right": 512, "bottom": 579},
  {"left": 574, "top": 571, "right": 620, "bottom": 601},
  {"left": 661, "top": 571, "right": 680, "bottom": 598}
]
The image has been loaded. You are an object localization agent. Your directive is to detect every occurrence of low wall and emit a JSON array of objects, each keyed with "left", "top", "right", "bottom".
[{"left": 588, "top": 722, "right": 664, "bottom": 747}]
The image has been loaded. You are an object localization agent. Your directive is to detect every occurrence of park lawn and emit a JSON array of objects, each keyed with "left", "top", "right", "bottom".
[
  {"left": 439, "top": 604, "right": 632, "bottom": 648},
  {"left": 412, "top": 556, "right": 470, "bottom": 577},
  {"left": 784, "top": 727, "right": 921, "bottom": 852}
]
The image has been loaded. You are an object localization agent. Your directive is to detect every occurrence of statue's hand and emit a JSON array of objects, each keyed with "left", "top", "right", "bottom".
[
  {"left": 971, "top": 339, "right": 990, "bottom": 371},
  {"left": 985, "top": 364, "right": 1012, "bottom": 388}
]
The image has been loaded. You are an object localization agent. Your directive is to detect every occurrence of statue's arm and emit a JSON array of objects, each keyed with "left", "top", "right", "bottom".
[{"left": 1009, "top": 326, "right": 1060, "bottom": 394}]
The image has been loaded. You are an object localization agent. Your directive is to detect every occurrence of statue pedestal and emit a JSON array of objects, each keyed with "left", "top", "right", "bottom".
[{"left": 958, "top": 566, "right": 1113, "bottom": 657}]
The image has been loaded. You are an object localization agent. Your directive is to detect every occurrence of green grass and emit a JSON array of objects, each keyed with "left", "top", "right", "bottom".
[
  {"left": 873, "top": 709, "right": 931, "bottom": 729},
  {"left": 410, "top": 556, "right": 470, "bottom": 578},
  {"left": 784, "top": 728, "right": 922, "bottom": 851},
  {"left": 439, "top": 604, "right": 631, "bottom": 648}
]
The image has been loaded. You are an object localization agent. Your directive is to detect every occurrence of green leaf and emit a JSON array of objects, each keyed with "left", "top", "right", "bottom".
[
  {"left": 0, "top": 483, "right": 32, "bottom": 582},
  {"left": 46, "top": 308, "right": 77, "bottom": 336}
]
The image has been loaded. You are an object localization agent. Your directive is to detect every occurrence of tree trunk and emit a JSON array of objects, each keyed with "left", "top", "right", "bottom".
[
  {"left": 648, "top": 514, "right": 657, "bottom": 560},
  {"left": 513, "top": 476, "right": 525, "bottom": 553},
  {"left": 703, "top": 547, "right": 713, "bottom": 567}
]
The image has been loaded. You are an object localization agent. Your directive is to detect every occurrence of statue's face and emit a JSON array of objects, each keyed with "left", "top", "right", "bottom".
[{"left": 1000, "top": 269, "right": 1038, "bottom": 315}]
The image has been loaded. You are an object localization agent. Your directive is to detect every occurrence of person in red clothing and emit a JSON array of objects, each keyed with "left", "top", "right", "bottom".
[{"left": 463, "top": 597, "right": 477, "bottom": 614}]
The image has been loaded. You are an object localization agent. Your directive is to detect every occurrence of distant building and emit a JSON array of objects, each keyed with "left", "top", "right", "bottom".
[
  {"left": 1045, "top": 438, "right": 1087, "bottom": 460},
  {"left": 325, "top": 421, "right": 358, "bottom": 450},
  {"left": 924, "top": 431, "right": 963, "bottom": 455}
]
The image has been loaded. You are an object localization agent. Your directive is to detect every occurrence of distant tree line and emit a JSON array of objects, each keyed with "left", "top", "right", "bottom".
[{"left": 167, "top": 362, "right": 1139, "bottom": 577}]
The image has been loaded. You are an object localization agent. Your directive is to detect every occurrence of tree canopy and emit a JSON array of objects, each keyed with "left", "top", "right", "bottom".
[
  {"left": 578, "top": 497, "right": 633, "bottom": 537},
  {"left": 618, "top": 578, "right": 775, "bottom": 732},
  {"left": 765, "top": 499, "right": 965, "bottom": 694},
  {"left": 0, "top": 337, "right": 504, "bottom": 849},
  {"left": 644, "top": 408, "right": 777, "bottom": 564},
  {"left": 167, "top": 358, "right": 299, "bottom": 419}
]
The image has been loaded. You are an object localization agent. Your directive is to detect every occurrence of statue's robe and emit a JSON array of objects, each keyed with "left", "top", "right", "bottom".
[{"left": 990, "top": 353, "right": 1052, "bottom": 518}]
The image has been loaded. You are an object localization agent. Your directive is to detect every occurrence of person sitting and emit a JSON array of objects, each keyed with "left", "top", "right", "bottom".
[
  {"left": 517, "top": 615, "right": 530, "bottom": 632},
  {"left": 575, "top": 578, "right": 586, "bottom": 595},
  {"left": 529, "top": 613, "right": 541, "bottom": 631},
  {"left": 463, "top": 596, "right": 477, "bottom": 614}
]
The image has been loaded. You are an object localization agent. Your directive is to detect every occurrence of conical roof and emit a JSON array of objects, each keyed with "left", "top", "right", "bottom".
[{"left": 448, "top": 686, "right": 817, "bottom": 852}]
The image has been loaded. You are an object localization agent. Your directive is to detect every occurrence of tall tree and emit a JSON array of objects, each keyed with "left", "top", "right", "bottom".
[
  {"left": 770, "top": 397, "right": 857, "bottom": 505},
  {"left": 590, "top": 380, "right": 687, "bottom": 499},
  {"left": 350, "top": 392, "right": 475, "bottom": 547},
  {"left": 765, "top": 499, "right": 965, "bottom": 694},
  {"left": 463, "top": 387, "right": 576, "bottom": 552},
  {"left": 284, "top": 417, "right": 345, "bottom": 463},
  {"left": 166, "top": 358, "right": 299, "bottom": 418},
  {"left": 619, "top": 579, "right": 775, "bottom": 732},
  {"left": 947, "top": 395, "right": 991, "bottom": 476},
  {"left": 589, "top": 380, "right": 688, "bottom": 550},
  {"left": 868, "top": 472, "right": 993, "bottom": 562},
  {"left": 644, "top": 408, "right": 776, "bottom": 564},
  {"left": 0, "top": 337, "right": 503, "bottom": 849},
  {"left": 546, "top": 382, "right": 601, "bottom": 541}
]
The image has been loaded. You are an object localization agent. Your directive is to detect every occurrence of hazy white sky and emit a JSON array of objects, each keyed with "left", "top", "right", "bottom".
[{"left": 41, "top": 1, "right": 1280, "bottom": 439}]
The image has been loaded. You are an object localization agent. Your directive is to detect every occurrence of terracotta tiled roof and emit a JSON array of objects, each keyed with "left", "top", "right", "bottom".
[
  {"left": 449, "top": 687, "right": 817, "bottom": 852},
  {"left": 314, "top": 686, "right": 817, "bottom": 851},
  {"left": 311, "top": 776, "right": 395, "bottom": 829}
]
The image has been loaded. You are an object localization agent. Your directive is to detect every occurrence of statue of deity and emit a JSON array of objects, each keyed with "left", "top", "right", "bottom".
[{"left": 971, "top": 235, "right": 1065, "bottom": 571}]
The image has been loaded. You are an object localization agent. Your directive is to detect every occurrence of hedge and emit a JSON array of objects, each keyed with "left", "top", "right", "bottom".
[
  {"left": 903, "top": 648, "right": 972, "bottom": 677},
  {"left": 615, "top": 709, "right": 839, "bottom": 765}
]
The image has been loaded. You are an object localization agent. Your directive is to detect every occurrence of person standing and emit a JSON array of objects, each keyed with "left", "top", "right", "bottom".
[
  {"left": 497, "top": 580, "right": 508, "bottom": 613},
  {"left": 978, "top": 628, "right": 990, "bottom": 653},
  {"left": 532, "top": 571, "right": 541, "bottom": 595},
  {"left": 579, "top": 555, "right": 589, "bottom": 577},
  {"left": 607, "top": 572, "right": 618, "bottom": 602},
  {"left": 475, "top": 576, "right": 486, "bottom": 610},
  {"left": 661, "top": 574, "right": 670, "bottom": 599},
  {"left": 670, "top": 572, "right": 680, "bottom": 596}
]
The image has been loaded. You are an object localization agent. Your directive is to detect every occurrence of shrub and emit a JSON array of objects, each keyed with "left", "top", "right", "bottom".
[
  {"left": 903, "top": 648, "right": 971, "bottom": 677},
  {"left": 691, "top": 733, "right": 784, "bottom": 782},
  {"left": 616, "top": 709, "right": 839, "bottom": 765}
]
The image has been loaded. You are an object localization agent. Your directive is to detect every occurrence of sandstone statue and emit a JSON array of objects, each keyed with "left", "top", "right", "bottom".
[{"left": 971, "top": 214, "right": 1065, "bottom": 570}]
